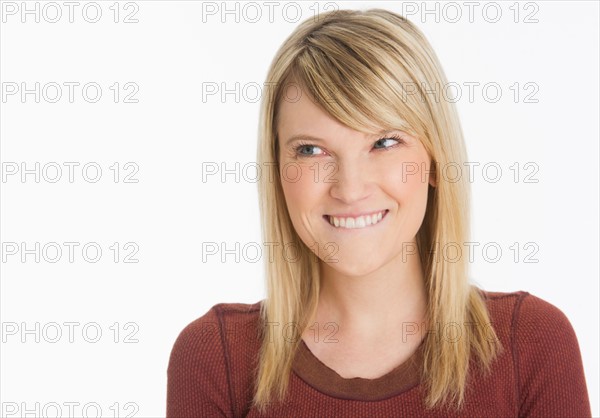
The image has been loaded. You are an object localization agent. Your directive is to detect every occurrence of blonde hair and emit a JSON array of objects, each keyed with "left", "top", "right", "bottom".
[{"left": 253, "top": 8, "right": 503, "bottom": 414}]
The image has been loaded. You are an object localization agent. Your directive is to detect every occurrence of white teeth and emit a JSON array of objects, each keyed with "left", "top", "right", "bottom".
[{"left": 328, "top": 210, "right": 387, "bottom": 229}]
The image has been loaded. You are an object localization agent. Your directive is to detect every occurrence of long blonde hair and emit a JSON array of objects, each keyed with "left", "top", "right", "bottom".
[{"left": 253, "top": 8, "right": 502, "bottom": 413}]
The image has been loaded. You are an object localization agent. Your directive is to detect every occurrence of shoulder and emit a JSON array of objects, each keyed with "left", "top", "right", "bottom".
[
  {"left": 476, "top": 288, "right": 579, "bottom": 347},
  {"left": 505, "top": 290, "right": 582, "bottom": 365},
  {"left": 168, "top": 300, "right": 263, "bottom": 368},
  {"left": 475, "top": 288, "right": 528, "bottom": 335},
  {"left": 478, "top": 289, "right": 576, "bottom": 340},
  {"left": 477, "top": 288, "right": 570, "bottom": 326},
  {"left": 173, "top": 301, "right": 263, "bottom": 338},
  {"left": 478, "top": 288, "right": 591, "bottom": 416},
  {"left": 512, "top": 291, "right": 576, "bottom": 340},
  {"left": 166, "top": 301, "right": 263, "bottom": 417},
  {"left": 169, "top": 301, "right": 261, "bottom": 350}
]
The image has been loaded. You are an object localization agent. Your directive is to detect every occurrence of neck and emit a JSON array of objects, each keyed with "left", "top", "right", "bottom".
[{"left": 314, "top": 248, "right": 428, "bottom": 342}]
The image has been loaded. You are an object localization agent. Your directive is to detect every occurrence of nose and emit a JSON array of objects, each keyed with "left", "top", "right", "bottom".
[{"left": 328, "top": 160, "right": 373, "bottom": 204}]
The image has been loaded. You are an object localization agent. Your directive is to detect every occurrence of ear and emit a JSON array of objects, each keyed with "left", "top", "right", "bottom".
[{"left": 428, "top": 159, "right": 437, "bottom": 188}]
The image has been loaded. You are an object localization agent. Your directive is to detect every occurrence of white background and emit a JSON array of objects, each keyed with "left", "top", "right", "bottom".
[{"left": 1, "top": 1, "right": 598, "bottom": 417}]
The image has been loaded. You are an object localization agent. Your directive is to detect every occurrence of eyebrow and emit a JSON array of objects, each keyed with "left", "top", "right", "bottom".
[{"left": 284, "top": 129, "right": 401, "bottom": 146}]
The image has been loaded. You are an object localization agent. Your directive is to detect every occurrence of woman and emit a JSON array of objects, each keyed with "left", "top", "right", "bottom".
[{"left": 167, "top": 8, "right": 591, "bottom": 417}]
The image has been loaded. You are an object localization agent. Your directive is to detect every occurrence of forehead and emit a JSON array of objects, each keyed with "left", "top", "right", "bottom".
[
  {"left": 278, "top": 84, "right": 322, "bottom": 119},
  {"left": 277, "top": 86, "right": 364, "bottom": 139}
]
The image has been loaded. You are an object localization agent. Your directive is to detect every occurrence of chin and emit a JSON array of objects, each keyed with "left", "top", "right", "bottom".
[{"left": 321, "top": 258, "right": 382, "bottom": 278}]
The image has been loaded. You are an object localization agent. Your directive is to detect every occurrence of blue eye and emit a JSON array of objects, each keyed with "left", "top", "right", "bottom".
[
  {"left": 296, "top": 144, "right": 324, "bottom": 156},
  {"left": 373, "top": 137, "right": 403, "bottom": 150},
  {"left": 293, "top": 135, "right": 405, "bottom": 157}
]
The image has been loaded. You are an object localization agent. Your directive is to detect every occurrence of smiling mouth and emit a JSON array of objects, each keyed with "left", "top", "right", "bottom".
[{"left": 323, "top": 209, "right": 389, "bottom": 229}]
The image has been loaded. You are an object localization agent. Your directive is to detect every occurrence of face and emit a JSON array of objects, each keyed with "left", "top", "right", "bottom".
[{"left": 277, "top": 86, "right": 436, "bottom": 276}]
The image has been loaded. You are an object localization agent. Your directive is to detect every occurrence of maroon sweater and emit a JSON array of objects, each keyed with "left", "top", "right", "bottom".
[{"left": 166, "top": 290, "right": 592, "bottom": 417}]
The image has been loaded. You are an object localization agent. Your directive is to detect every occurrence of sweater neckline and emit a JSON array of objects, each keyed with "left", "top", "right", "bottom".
[{"left": 291, "top": 337, "right": 424, "bottom": 401}]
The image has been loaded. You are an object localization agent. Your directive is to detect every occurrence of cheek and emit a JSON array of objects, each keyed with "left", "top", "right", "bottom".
[
  {"left": 385, "top": 158, "right": 429, "bottom": 189},
  {"left": 383, "top": 159, "right": 430, "bottom": 220},
  {"left": 280, "top": 163, "right": 326, "bottom": 219}
]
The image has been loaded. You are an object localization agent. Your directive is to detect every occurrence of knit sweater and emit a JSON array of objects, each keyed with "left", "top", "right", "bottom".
[{"left": 166, "top": 290, "right": 592, "bottom": 417}]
